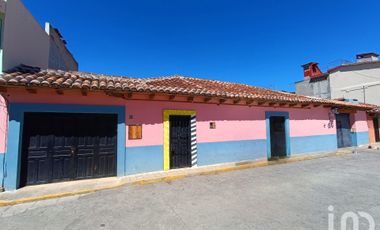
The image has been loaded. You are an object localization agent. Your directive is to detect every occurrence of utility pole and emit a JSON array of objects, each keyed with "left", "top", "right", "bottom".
[{"left": 362, "top": 86, "right": 366, "bottom": 103}]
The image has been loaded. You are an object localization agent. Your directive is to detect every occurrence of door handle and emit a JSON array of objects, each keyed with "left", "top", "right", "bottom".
[{"left": 70, "top": 147, "right": 76, "bottom": 156}]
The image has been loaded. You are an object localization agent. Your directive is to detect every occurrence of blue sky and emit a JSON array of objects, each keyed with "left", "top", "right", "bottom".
[{"left": 23, "top": 0, "right": 380, "bottom": 91}]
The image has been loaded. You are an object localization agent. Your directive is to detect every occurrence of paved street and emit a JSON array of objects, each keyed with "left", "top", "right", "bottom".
[{"left": 1, "top": 150, "right": 380, "bottom": 230}]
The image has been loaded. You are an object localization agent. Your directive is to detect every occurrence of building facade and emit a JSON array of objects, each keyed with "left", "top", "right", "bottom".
[
  {"left": 296, "top": 53, "right": 380, "bottom": 146},
  {"left": 368, "top": 107, "right": 380, "bottom": 145},
  {"left": 0, "top": 67, "right": 372, "bottom": 191},
  {"left": 0, "top": 0, "right": 77, "bottom": 73},
  {"left": 295, "top": 53, "right": 380, "bottom": 106}
]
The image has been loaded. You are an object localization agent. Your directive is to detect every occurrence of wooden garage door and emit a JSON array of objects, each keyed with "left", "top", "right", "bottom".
[{"left": 21, "top": 113, "right": 117, "bottom": 186}]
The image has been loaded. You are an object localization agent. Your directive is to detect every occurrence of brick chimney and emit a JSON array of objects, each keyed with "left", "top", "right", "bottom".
[{"left": 302, "top": 62, "right": 323, "bottom": 78}]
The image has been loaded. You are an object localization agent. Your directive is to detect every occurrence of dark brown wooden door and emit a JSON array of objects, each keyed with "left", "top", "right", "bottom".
[
  {"left": 269, "top": 116, "right": 287, "bottom": 158},
  {"left": 21, "top": 113, "right": 117, "bottom": 186},
  {"left": 336, "top": 113, "right": 352, "bottom": 148},
  {"left": 169, "top": 115, "right": 191, "bottom": 169},
  {"left": 374, "top": 117, "right": 380, "bottom": 143}
]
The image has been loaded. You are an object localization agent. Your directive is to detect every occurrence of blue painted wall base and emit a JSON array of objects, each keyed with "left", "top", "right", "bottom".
[
  {"left": 351, "top": 132, "right": 369, "bottom": 146},
  {"left": 0, "top": 153, "right": 4, "bottom": 188},
  {"left": 290, "top": 134, "right": 338, "bottom": 155},
  {"left": 197, "top": 140, "right": 267, "bottom": 166},
  {"left": 125, "top": 145, "right": 163, "bottom": 174}
]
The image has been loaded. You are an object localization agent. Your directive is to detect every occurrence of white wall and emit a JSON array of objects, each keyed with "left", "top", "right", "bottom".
[
  {"left": 329, "top": 62, "right": 380, "bottom": 106},
  {"left": 46, "top": 23, "right": 78, "bottom": 71},
  {"left": 2, "top": 0, "right": 50, "bottom": 71},
  {"left": 295, "top": 77, "right": 330, "bottom": 99}
]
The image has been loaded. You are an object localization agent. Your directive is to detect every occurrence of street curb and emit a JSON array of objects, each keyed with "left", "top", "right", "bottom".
[{"left": 0, "top": 150, "right": 356, "bottom": 207}]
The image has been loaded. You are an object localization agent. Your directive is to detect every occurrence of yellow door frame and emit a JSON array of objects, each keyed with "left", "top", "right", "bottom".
[{"left": 163, "top": 110, "right": 197, "bottom": 171}]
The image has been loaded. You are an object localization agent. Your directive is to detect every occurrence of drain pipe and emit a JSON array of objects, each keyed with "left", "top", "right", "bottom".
[{"left": 0, "top": 93, "right": 9, "bottom": 192}]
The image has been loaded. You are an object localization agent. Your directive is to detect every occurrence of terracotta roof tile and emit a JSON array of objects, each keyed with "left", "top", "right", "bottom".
[
  {"left": 0, "top": 65, "right": 373, "bottom": 110},
  {"left": 369, "top": 106, "right": 380, "bottom": 113}
]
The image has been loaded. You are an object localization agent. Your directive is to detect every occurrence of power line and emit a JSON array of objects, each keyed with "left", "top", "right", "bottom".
[{"left": 349, "top": 70, "right": 380, "bottom": 80}]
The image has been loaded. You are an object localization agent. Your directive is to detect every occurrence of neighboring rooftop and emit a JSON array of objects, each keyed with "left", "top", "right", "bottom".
[
  {"left": 328, "top": 52, "right": 380, "bottom": 73},
  {"left": 369, "top": 105, "right": 380, "bottom": 114},
  {"left": 0, "top": 65, "right": 373, "bottom": 110},
  {"left": 356, "top": 52, "right": 379, "bottom": 61},
  {"left": 300, "top": 52, "right": 380, "bottom": 77}
]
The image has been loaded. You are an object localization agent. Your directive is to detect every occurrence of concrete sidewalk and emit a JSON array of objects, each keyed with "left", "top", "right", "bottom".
[
  {"left": 0, "top": 147, "right": 361, "bottom": 206},
  {"left": 369, "top": 142, "right": 380, "bottom": 149},
  {"left": 1, "top": 149, "right": 380, "bottom": 230}
]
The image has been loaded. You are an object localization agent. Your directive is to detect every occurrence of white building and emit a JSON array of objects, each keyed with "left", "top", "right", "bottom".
[
  {"left": 0, "top": 0, "right": 77, "bottom": 72},
  {"left": 296, "top": 53, "right": 380, "bottom": 106}
]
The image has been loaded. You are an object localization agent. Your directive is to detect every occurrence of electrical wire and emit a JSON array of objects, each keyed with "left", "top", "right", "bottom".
[{"left": 346, "top": 69, "right": 380, "bottom": 80}]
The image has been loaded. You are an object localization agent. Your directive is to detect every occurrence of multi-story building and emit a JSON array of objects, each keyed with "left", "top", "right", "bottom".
[
  {"left": 0, "top": 0, "right": 77, "bottom": 72},
  {"left": 295, "top": 52, "right": 380, "bottom": 146},
  {"left": 0, "top": 0, "right": 77, "bottom": 191},
  {"left": 295, "top": 52, "right": 380, "bottom": 106}
]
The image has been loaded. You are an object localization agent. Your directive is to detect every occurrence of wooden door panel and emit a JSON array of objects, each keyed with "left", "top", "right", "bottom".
[
  {"left": 75, "top": 156, "right": 95, "bottom": 179},
  {"left": 95, "top": 116, "right": 117, "bottom": 177},
  {"left": 336, "top": 114, "right": 352, "bottom": 148},
  {"left": 270, "top": 116, "right": 286, "bottom": 158},
  {"left": 51, "top": 157, "right": 72, "bottom": 181},
  {"left": 374, "top": 118, "right": 380, "bottom": 142},
  {"left": 51, "top": 115, "right": 75, "bottom": 182},
  {"left": 26, "top": 157, "right": 49, "bottom": 184},
  {"left": 22, "top": 113, "right": 53, "bottom": 185},
  {"left": 97, "top": 154, "right": 116, "bottom": 176}
]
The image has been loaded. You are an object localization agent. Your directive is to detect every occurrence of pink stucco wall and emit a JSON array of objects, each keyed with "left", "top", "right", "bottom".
[
  {"left": 0, "top": 95, "right": 8, "bottom": 153},
  {"left": 125, "top": 101, "right": 337, "bottom": 147},
  {"left": 5, "top": 88, "right": 339, "bottom": 149},
  {"left": 351, "top": 111, "right": 369, "bottom": 133},
  {"left": 125, "top": 100, "right": 267, "bottom": 147},
  {"left": 289, "top": 107, "right": 337, "bottom": 137},
  {"left": 6, "top": 88, "right": 372, "bottom": 150}
]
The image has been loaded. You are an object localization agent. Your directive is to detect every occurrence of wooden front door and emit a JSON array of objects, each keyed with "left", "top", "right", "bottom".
[
  {"left": 269, "top": 116, "right": 287, "bottom": 158},
  {"left": 21, "top": 113, "right": 117, "bottom": 187},
  {"left": 374, "top": 117, "right": 380, "bottom": 143},
  {"left": 336, "top": 113, "right": 352, "bottom": 148},
  {"left": 169, "top": 115, "right": 192, "bottom": 169}
]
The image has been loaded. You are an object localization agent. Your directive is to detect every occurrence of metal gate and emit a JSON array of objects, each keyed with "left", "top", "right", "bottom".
[{"left": 169, "top": 115, "right": 192, "bottom": 169}]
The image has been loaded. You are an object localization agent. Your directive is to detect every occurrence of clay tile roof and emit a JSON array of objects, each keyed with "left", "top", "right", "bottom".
[
  {"left": 0, "top": 65, "right": 373, "bottom": 110},
  {"left": 369, "top": 105, "right": 380, "bottom": 113}
]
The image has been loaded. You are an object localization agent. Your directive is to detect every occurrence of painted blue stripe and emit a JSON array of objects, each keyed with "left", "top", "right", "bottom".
[
  {"left": 197, "top": 140, "right": 267, "bottom": 166},
  {"left": 5, "top": 103, "right": 126, "bottom": 190},
  {"left": 351, "top": 132, "right": 357, "bottom": 146},
  {"left": 125, "top": 145, "right": 163, "bottom": 174},
  {"left": 290, "top": 134, "right": 338, "bottom": 155},
  {"left": 352, "top": 131, "right": 369, "bottom": 146},
  {"left": 265, "top": 111, "right": 291, "bottom": 158},
  {"left": 0, "top": 153, "right": 4, "bottom": 188}
]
